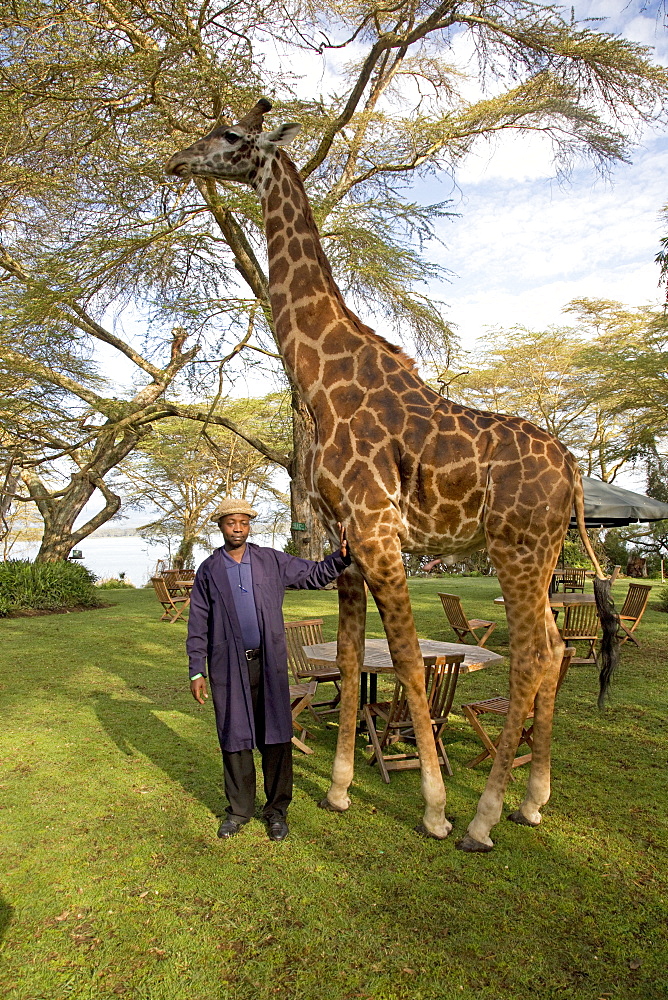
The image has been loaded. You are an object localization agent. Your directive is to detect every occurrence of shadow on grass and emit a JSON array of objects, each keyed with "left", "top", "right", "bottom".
[
  {"left": 0, "top": 894, "right": 13, "bottom": 945},
  {"left": 91, "top": 691, "right": 223, "bottom": 817}
]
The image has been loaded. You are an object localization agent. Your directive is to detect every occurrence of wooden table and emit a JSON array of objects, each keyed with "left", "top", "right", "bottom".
[{"left": 303, "top": 638, "right": 504, "bottom": 708}]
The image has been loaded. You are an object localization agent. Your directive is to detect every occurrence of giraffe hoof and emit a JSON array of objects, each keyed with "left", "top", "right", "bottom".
[
  {"left": 455, "top": 833, "right": 494, "bottom": 853},
  {"left": 318, "top": 797, "right": 348, "bottom": 813},
  {"left": 507, "top": 810, "right": 540, "bottom": 827},
  {"left": 414, "top": 823, "right": 450, "bottom": 841}
]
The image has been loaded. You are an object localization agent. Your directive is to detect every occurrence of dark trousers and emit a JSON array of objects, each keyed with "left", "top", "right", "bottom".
[{"left": 222, "top": 652, "right": 292, "bottom": 824}]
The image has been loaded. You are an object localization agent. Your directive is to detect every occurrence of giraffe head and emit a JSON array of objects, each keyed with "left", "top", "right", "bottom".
[{"left": 166, "top": 98, "right": 301, "bottom": 190}]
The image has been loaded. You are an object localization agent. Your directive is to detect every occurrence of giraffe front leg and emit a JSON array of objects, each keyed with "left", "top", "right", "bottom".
[
  {"left": 319, "top": 563, "right": 365, "bottom": 813},
  {"left": 355, "top": 534, "right": 450, "bottom": 840}
]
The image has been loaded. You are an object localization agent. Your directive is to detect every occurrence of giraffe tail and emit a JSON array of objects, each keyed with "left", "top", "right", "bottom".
[{"left": 573, "top": 472, "right": 621, "bottom": 708}]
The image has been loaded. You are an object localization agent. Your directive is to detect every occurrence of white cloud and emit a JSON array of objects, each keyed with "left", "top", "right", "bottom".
[
  {"left": 577, "top": 1, "right": 668, "bottom": 57},
  {"left": 425, "top": 132, "right": 667, "bottom": 349}
]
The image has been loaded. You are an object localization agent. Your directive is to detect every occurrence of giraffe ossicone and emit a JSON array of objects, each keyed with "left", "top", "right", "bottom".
[{"left": 166, "top": 99, "right": 620, "bottom": 851}]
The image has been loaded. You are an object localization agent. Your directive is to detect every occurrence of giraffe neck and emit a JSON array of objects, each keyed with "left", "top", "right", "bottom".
[{"left": 257, "top": 150, "right": 414, "bottom": 402}]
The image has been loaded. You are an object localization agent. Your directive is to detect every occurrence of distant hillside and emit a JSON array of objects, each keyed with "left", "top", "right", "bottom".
[{"left": 89, "top": 528, "right": 140, "bottom": 539}]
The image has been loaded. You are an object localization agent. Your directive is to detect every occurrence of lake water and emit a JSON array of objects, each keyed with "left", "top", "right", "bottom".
[{"left": 14, "top": 531, "right": 286, "bottom": 587}]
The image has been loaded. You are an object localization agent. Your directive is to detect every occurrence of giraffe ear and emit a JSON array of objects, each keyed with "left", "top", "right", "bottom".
[{"left": 264, "top": 122, "right": 301, "bottom": 146}]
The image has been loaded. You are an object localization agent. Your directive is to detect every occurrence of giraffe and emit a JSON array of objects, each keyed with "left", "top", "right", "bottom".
[{"left": 166, "top": 99, "right": 618, "bottom": 851}]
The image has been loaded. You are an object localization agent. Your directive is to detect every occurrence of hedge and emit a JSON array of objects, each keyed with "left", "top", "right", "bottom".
[{"left": 0, "top": 560, "right": 100, "bottom": 616}]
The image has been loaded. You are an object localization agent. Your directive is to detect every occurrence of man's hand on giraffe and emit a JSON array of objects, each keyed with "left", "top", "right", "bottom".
[{"left": 337, "top": 522, "right": 348, "bottom": 559}]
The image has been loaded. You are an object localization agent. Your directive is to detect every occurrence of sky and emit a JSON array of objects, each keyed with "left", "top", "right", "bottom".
[
  {"left": 430, "top": 133, "right": 667, "bottom": 351},
  {"left": 409, "top": 2, "right": 668, "bottom": 352}
]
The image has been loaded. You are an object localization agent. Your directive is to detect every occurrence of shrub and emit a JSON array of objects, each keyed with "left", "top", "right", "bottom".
[
  {"left": 0, "top": 560, "right": 100, "bottom": 616},
  {"left": 655, "top": 585, "right": 668, "bottom": 612},
  {"left": 283, "top": 537, "right": 299, "bottom": 556},
  {"left": 96, "top": 577, "right": 135, "bottom": 589}
]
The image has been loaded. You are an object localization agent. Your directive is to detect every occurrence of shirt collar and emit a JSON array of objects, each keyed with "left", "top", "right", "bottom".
[{"left": 219, "top": 545, "right": 250, "bottom": 566}]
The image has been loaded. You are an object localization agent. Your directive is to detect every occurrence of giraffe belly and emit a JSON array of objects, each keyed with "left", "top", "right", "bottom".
[
  {"left": 309, "top": 456, "right": 487, "bottom": 557},
  {"left": 399, "top": 466, "right": 487, "bottom": 555},
  {"left": 401, "top": 519, "right": 486, "bottom": 557}
]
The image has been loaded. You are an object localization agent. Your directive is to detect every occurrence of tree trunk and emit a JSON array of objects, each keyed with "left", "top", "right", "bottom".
[
  {"left": 0, "top": 463, "right": 20, "bottom": 541},
  {"left": 288, "top": 389, "right": 325, "bottom": 561},
  {"left": 173, "top": 535, "right": 197, "bottom": 571},
  {"left": 27, "top": 467, "right": 122, "bottom": 563},
  {"left": 24, "top": 427, "right": 141, "bottom": 562}
]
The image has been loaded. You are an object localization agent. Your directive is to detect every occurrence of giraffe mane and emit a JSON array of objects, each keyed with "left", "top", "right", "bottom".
[{"left": 279, "top": 152, "right": 418, "bottom": 374}]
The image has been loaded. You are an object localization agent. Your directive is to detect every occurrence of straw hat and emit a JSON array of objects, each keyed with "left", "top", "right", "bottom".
[{"left": 210, "top": 497, "right": 258, "bottom": 522}]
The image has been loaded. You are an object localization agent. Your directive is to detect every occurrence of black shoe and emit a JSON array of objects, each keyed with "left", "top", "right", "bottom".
[
  {"left": 266, "top": 819, "right": 289, "bottom": 842},
  {"left": 217, "top": 818, "right": 245, "bottom": 839}
]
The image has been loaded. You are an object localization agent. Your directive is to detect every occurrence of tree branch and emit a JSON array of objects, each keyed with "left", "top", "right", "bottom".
[
  {"left": 69, "top": 474, "right": 122, "bottom": 544},
  {"left": 159, "top": 401, "right": 291, "bottom": 468},
  {"left": 2, "top": 347, "right": 111, "bottom": 412},
  {"left": 0, "top": 248, "right": 165, "bottom": 380},
  {"left": 300, "top": 2, "right": 459, "bottom": 179}
]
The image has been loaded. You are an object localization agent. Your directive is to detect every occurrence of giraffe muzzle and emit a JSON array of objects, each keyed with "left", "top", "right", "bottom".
[{"left": 165, "top": 155, "right": 191, "bottom": 177}]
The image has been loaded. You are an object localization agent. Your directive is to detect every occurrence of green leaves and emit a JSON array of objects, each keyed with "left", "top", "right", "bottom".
[
  {"left": 430, "top": 306, "right": 659, "bottom": 482},
  {"left": 0, "top": 558, "right": 99, "bottom": 614}
]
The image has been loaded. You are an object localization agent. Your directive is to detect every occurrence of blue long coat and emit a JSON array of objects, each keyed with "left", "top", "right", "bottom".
[{"left": 186, "top": 543, "right": 349, "bottom": 752}]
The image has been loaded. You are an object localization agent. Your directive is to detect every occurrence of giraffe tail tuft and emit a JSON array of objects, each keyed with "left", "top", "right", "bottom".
[
  {"left": 594, "top": 576, "right": 620, "bottom": 709},
  {"left": 573, "top": 471, "right": 621, "bottom": 708}
]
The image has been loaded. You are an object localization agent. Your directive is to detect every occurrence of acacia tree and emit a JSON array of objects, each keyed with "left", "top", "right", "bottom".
[
  {"left": 570, "top": 297, "right": 668, "bottom": 443},
  {"left": 0, "top": 493, "right": 43, "bottom": 560},
  {"left": 1, "top": 1, "right": 667, "bottom": 558},
  {"left": 432, "top": 319, "right": 647, "bottom": 481},
  {"left": 121, "top": 398, "right": 290, "bottom": 568},
  {"left": 0, "top": 300, "right": 202, "bottom": 560},
  {"left": 0, "top": 316, "right": 294, "bottom": 561}
]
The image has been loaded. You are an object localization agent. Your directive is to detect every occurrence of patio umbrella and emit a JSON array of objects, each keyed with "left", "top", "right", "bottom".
[{"left": 569, "top": 477, "right": 668, "bottom": 528}]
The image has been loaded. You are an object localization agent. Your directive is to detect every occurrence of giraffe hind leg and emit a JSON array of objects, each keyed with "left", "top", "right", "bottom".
[
  {"left": 459, "top": 573, "right": 555, "bottom": 851},
  {"left": 508, "top": 603, "right": 564, "bottom": 827},
  {"left": 458, "top": 679, "right": 543, "bottom": 851}
]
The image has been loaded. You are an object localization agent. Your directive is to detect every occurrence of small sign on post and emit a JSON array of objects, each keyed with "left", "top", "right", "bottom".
[{"left": 291, "top": 522, "right": 307, "bottom": 531}]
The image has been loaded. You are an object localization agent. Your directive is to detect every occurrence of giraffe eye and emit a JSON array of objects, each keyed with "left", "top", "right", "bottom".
[{"left": 223, "top": 131, "right": 241, "bottom": 144}]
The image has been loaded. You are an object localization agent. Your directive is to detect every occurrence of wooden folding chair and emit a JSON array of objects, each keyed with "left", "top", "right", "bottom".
[
  {"left": 438, "top": 593, "right": 497, "bottom": 647},
  {"left": 617, "top": 582, "right": 652, "bottom": 647},
  {"left": 461, "top": 646, "right": 575, "bottom": 769},
  {"left": 289, "top": 680, "right": 318, "bottom": 754},
  {"left": 562, "top": 568, "right": 587, "bottom": 593},
  {"left": 151, "top": 576, "right": 190, "bottom": 623},
  {"left": 362, "top": 654, "right": 464, "bottom": 783},
  {"left": 162, "top": 569, "right": 187, "bottom": 596},
  {"left": 559, "top": 603, "right": 599, "bottom": 664},
  {"left": 284, "top": 619, "right": 341, "bottom": 717}
]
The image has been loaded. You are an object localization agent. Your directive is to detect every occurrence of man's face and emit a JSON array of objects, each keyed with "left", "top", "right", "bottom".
[{"left": 219, "top": 514, "right": 251, "bottom": 549}]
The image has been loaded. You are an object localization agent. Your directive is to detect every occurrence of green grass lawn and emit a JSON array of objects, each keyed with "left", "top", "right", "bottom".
[{"left": 1, "top": 577, "right": 667, "bottom": 999}]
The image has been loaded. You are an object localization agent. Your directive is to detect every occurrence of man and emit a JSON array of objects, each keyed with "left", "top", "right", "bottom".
[{"left": 187, "top": 497, "right": 350, "bottom": 842}]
